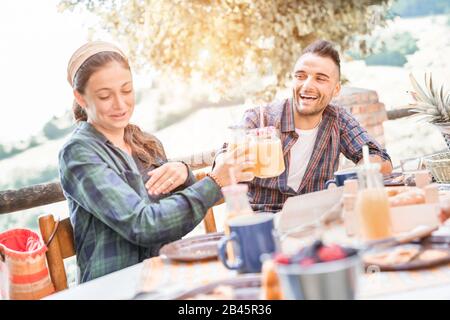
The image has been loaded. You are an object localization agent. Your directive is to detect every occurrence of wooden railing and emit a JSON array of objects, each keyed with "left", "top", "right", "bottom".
[
  {"left": 0, "top": 150, "right": 217, "bottom": 215},
  {"left": 386, "top": 107, "right": 416, "bottom": 121},
  {"left": 0, "top": 107, "right": 416, "bottom": 215}
]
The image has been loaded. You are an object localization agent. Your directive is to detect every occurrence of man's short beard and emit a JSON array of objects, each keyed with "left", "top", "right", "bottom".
[{"left": 293, "top": 98, "right": 327, "bottom": 116}]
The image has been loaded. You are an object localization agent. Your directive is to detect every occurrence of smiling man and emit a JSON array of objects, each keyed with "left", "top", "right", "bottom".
[{"left": 239, "top": 39, "right": 392, "bottom": 212}]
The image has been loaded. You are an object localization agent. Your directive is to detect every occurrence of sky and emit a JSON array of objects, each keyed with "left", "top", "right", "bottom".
[{"left": 0, "top": 1, "right": 101, "bottom": 144}]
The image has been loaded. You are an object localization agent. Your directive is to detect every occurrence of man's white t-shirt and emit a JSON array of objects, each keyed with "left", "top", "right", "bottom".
[{"left": 287, "top": 126, "right": 320, "bottom": 191}]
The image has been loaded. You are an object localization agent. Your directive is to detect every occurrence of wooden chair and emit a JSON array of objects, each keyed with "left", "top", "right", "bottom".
[
  {"left": 38, "top": 213, "right": 75, "bottom": 293},
  {"left": 38, "top": 171, "right": 222, "bottom": 293}
]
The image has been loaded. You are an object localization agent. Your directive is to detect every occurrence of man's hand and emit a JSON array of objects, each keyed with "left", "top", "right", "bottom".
[
  {"left": 146, "top": 162, "right": 189, "bottom": 195},
  {"left": 358, "top": 155, "right": 393, "bottom": 175}
]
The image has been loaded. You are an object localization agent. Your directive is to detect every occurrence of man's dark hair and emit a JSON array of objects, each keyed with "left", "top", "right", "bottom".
[{"left": 302, "top": 40, "right": 340, "bottom": 77}]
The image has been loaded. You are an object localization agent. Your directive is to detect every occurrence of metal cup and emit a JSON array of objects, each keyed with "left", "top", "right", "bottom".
[{"left": 275, "top": 254, "right": 362, "bottom": 300}]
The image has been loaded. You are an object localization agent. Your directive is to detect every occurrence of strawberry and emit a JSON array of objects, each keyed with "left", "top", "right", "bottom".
[
  {"left": 274, "top": 253, "right": 291, "bottom": 265},
  {"left": 317, "top": 244, "right": 346, "bottom": 262}
]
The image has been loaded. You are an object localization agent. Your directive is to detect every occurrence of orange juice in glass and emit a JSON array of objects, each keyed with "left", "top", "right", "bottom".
[
  {"left": 354, "top": 163, "right": 392, "bottom": 240},
  {"left": 249, "top": 126, "right": 285, "bottom": 178}
]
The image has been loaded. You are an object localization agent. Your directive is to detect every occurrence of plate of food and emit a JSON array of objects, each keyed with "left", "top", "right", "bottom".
[
  {"left": 383, "top": 172, "right": 405, "bottom": 187},
  {"left": 362, "top": 242, "right": 450, "bottom": 271},
  {"left": 159, "top": 232, "right": 224, "bottom": 262},
  {"left": 173, "top": 274, "right": 262, "bottom": 300},
  {"left": 385, "top": 186, "right": 425, "bottom": 206}
]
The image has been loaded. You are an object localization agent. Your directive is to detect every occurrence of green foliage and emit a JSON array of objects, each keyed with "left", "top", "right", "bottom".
[
  {"left": 0, "top": 144, "right": 25, "bottom": 160},
  {"left": 365, "top": 51, "right": 407, "bottom": 66},
  {"left": 27, "top": 136, "right": 41, "bottom": 149},
  {"left": 0, "top": 144, "right": 6, "bottom": 159},
  {"left": 9, "top": 147, "right": 22, "bottom": 156},
  {"left": 387, "top": 32, "right": 418, "bottom": 55},
  {"left": 17, "top": 166, "right": 59, "bottom": 189},
  {"left": 59, "top": 0, "right": 391, "bottom": 102},
  {"left": 390, "top": 0, "right": 450, "bottom": 17},
  {"left": 0, "top": 112, "right": 73, "bottom": 160},
  {"left": 0, "top": 166, "right": 59, "bottom": 190},
  {"left": 43, "top": 118, "right": 74, "bottom": 140},
  {"left": 347, "top": 30, "right": 418, "bottom": 66}
]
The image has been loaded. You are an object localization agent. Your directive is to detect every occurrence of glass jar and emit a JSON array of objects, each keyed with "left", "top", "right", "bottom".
[
  {"left": 226, "top": 125, "right": 247, "bottom": 151},
  {"left": 226, "top": 125, "right": 257, "bottom": 176},
  {"left": 248, "top": 126, "right": 285, "bottom": 179},
  {"left": 354, "top": 163, "right": 392, "bottom": 241}
]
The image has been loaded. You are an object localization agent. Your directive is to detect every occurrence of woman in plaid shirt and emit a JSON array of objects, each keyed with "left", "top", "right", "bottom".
[{"left": 59, "top": 41, "right": 254, "bottom": 283}]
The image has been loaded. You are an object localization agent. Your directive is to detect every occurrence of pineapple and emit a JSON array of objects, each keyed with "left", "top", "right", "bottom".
[
  {"left": 408, "top": 72, "right": 450, "bottom": 124},
  {"left": 408, "top": 72, "right": 450, "bottom": 150}
]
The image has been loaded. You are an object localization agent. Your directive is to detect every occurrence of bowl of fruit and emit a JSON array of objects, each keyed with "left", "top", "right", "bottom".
[{"left": 273, "top": 240, "right": 362, "bottom": 300}]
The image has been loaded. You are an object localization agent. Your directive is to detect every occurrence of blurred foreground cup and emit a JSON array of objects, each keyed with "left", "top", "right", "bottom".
[
  {"left": 275, "top": 254, "right": 362, "bottom": 300},
  {"left": 218, "top": 213, "right": 276, "bottom": 273}
]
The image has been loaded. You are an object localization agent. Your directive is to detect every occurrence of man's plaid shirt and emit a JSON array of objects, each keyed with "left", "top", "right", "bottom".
[{"left": 240, "top": 98, "right": 391, "bottom": 213}]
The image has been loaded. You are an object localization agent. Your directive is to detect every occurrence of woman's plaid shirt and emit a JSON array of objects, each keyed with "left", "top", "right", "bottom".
[{"left": 58, "top": 122, "right": 222, "bottom": 283}]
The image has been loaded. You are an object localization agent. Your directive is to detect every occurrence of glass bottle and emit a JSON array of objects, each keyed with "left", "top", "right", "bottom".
[
  {"left": 354, "top": 163, "right": 392, "bottom": 241},
  {"left": 221, "top": 184, "right": 254, "bottom": 261}
]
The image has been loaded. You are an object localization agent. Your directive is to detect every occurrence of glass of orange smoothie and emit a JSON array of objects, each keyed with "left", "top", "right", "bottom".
[{"left": 248, "top": 126, "right": 285, "bottom": 179}]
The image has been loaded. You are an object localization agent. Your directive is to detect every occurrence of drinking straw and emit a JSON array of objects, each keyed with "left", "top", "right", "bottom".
[
  {"left": 362, "top": 144, "right": 374, "bottom": 188},
  {"left": 362, "top": 144, "right": 370, "bottom": 167}
]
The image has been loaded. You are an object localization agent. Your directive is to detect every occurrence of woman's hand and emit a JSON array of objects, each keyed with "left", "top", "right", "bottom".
[
  {"left": 211, "top": 145, "right": 256, "bottom": 186},
  {"left": 146, "top": 162, "right": 188, "bottom": 195}
]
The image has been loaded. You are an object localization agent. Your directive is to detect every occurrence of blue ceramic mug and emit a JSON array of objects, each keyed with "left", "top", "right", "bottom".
[
  {"left": 218, "top": 213, "right": 276, "bottom": 273},
  {"left": 325, "top": 169, "right": 357, "bottom": 188}
]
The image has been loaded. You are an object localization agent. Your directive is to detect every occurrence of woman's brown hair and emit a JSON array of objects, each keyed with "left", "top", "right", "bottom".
[{"left": 72, "top": 51, "right": 164, "bottom": 167}]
